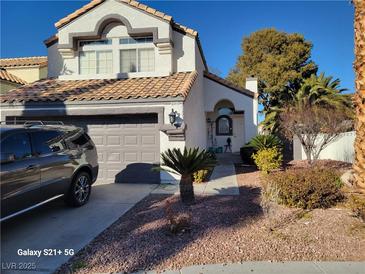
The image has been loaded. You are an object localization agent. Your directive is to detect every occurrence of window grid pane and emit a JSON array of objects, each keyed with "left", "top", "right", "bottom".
[
  {"left": 138, "top": 49, "right": 155, "bottom": 72},
  {"left": 120, "top": 37, "right": 153, "bottom": 45},
  {"left": 80, "top": 39, "right": 112, "bottom": 47},
  {"left": 80, "top": 51, "right": 96, "bottom": 75},
  {"left": 97, "top": 51, "right": 113, "bottom": 74},
  {"left": 120, "top": 49, "right": 137, "bottom": 73}
]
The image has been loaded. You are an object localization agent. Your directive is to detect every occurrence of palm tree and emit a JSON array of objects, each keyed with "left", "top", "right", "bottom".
[
  {"left": 158, "top": 148, "right": 217, "bottom": 204},
  {"left": 294, "top": 72, "right": 351, "bottom": 109},
  {"left": 262, "top": 72, "right": 353, "bottom": 132},
  {"left": 353, "top": 0, "right": 365, "bottom": 192}
]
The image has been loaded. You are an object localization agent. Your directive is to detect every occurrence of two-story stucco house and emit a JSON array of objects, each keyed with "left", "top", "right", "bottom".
[{"left": 0, "top": 0, "right": 258, "bottom": 184}]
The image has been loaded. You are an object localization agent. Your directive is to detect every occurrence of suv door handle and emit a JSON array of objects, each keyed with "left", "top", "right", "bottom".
[{"left": 26, "top": 164, "right": 38, "bottom": 170}]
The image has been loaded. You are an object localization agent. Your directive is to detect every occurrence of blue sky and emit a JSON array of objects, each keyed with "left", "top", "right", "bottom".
[{"left": 0, "top": 0, "right": 355, "bottom": 92}]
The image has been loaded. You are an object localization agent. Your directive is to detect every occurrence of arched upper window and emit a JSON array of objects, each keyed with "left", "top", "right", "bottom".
[
  {"left": 216, "top": 115, "right": 232, "bottom": 136},
  {"left": 218, "top": 107, "right": 234, "bottom": 116}
]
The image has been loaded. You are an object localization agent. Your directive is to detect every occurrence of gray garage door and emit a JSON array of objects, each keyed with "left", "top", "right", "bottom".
[{"left": 9, "top": 114, "right": 160, "bottom": 184}]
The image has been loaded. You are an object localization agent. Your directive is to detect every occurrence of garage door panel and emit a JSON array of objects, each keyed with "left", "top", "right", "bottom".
[
  {"left": 142, "top": 135, "right": 157, "bottom": 145},
  {"left": 14, "top": 114, "right": 160, "bottom": 184},
  {"left": 106, "top": 135, "right": 121, "bottom": 146},
  {"left": 124, "top": 135, "right": 138, "bottom": 145}
]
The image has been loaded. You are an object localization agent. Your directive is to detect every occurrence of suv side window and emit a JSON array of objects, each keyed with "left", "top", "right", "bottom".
[
  {"left": 1, "top": 132, "right": 32, "bottom": 161},
  {"left": 72, "top": 133, "right": 90, "bottom": 146},
  {"left": 31, "top": 130, "right": 65, "bottom": 156}
]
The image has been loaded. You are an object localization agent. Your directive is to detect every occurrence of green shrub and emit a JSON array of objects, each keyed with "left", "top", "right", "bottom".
[
  {"left": 241, "top": 135, "right": 282, "bottom": 165},
  {"left": 245, "top": 134, "right": 283, "bottom": 151},
  {"left": 263, "top": 168, "right": 344, "bottom": 209},
  {"left": 252, "top": 147, "right": 283, "bottom": 173},
  {"left": 193, "top": 169, "right": 209, "bottom": 183}
]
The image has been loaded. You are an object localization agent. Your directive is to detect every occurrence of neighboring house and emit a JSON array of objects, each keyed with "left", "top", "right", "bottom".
[
  {"left": 0, "top": 68, "right": 27, "bottom": 94},
  {"left": 0, "top": 0, "right": 258, "bottom": 184},
  {"left": 0, "top": 56, "right": 48, "bottom": 83}
]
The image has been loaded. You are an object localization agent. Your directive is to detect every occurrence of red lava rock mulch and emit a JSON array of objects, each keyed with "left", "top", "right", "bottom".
[{"left": 56, "top": 162, "right": 365, "bottom": 274}]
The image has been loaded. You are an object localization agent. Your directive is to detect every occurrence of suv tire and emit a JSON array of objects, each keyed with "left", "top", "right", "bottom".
[{"left": 65, "top": 171, "right": 92, "bottom": 207}]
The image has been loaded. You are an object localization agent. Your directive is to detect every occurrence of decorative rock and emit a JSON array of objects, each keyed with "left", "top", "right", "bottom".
[{"left": 341, "top": 169, "right": 355, "bottom": 187}]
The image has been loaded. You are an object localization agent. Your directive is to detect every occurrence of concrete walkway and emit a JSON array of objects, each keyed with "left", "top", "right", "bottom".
[
  {"left": 136, "top": 262, "right": 365, "bottom": 274},
  {"left": 152, "top": 153, "right": 240, "bottom": 196},
  {"left": 1, "top": 183, "right": 157, "bottom": 274}
]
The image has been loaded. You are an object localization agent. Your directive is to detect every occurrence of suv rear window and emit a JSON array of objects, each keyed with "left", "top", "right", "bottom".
[
  {"left": 31, "top": 130, "right": 65, "bottom": 155},
  {"left": 1, "top": 133, "right": 32, "bottom": 161}
]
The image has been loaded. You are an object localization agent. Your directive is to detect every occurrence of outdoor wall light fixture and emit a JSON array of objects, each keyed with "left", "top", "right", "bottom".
[{"left": 169, "top": 109, "right": 177, "bottom": 125}]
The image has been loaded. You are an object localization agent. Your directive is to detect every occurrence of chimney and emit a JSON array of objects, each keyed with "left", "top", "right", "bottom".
[
  {"left": 245, "top": 76, "right": 259, "bottom": 130},
  {"left": 245, "top": 76, "right": 258, "bottom": 93}
]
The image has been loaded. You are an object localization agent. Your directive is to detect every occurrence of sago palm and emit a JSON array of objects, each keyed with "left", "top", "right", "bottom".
[
  {"left": 245, "top": 134, "right": 283, "bottom": 151},
  {"left": 158, "top": 148, "right": 217, "bottom": 204},
  {"left": 353, "top": 0, "right": 365, "bottom": 192}
]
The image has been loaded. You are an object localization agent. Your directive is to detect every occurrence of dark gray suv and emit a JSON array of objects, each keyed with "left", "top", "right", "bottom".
[{"left": 0, "top": 122, "right": 98, "bottom": 221}]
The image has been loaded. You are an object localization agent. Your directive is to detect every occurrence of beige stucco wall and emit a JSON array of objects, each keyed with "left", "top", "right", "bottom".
[
  {"left": 0, "top": 80, "right": 21, "bottom": 94},
  {"left": 4, "top": 66, "right": 46, "bottom": 83},
  {"left": 48, "top": 0, "right": 199, "bottom": 79},
  {"left": 203, "top": 77, "right": 258, "bottom": 144}
]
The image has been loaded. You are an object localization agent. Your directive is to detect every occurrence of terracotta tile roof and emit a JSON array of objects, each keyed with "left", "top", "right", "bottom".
[
  {"left": 0, "top": 56, "right": 48, "bottom": 68},
  {"left": 55, "top": 0, "right": 105, "bottom": 29},
  {"left": 203, "top": 71, "right": 255, "bottom": 98},
  {"left": 0, "top": 71, "right": 197, "bottom": 103},
  {"left": 43, "top": 35, "right": 58, "bottom": 47},
  {"left": 0, "top": 69, "right": 27, "bottom": 85}
]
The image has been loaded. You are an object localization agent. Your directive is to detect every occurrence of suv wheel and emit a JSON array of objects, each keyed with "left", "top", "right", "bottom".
[{"left": 65, "top": 171, "right": 91, "bottom": 207}]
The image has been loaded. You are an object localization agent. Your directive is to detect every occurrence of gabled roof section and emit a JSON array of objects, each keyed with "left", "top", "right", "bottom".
[
  {"left": 48, "top": 0, "right": 207, "bottom": 70},
  {"left": 0, "top": 56, "right": 48, "bottom": 68},
  {"left": 204, "top": 71, "right": 255, "bottom": 98},
  {"left": 0, "top": 69, "right": 27, "bottom": 85},
  {"left": 0, "top": 71, "right": 197, "bottom": 104},
  {"left": 54, "top": 0, "right": 195, "bottom": 37}
]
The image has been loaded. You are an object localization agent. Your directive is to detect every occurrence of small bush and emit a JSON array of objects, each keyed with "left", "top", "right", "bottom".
[
  {"left": 348, "top": 194, "right": 365, "bottom": 222},
  {"left": 164, "top": 199, "right": 191, "bottom": 234},
  {"left": 246, "top": 134, "right": 283, "bottom": 151},
  {"left": 252, "top": 147, "right": 283, "bottom": 173},
  {"left": 263, "top": 168, "right": 343, "bottom": 209},
  {"left": 193, "top": 169, "right": 209, "bottom": 183},
  {"left": 241, "top": 135, "right": 282, "bottom": 165}
]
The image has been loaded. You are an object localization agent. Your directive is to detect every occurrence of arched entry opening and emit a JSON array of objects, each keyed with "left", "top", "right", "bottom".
[{"left": 206, "top": 99, "right": 245, "bottom": 153}]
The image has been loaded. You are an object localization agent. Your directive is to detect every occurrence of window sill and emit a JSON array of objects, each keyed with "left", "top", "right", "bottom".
[{"left": 58, "top": 71, "right": 170, "bottom": 80}]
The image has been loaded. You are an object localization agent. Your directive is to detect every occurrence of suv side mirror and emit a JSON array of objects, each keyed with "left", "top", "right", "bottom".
[{"left": 1, "top": 153, "right": 16, "bottom": 164}]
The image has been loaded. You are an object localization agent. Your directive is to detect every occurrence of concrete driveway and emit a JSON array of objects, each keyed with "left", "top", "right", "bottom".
[{"left": 1, "top": 183, "right": 157, "bottom": 274}]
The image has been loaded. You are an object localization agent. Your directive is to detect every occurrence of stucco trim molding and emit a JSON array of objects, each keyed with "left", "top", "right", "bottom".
[
  {"left": 1, "top": 106, "right": 165, "bottom": 126},
  {"left": 160, "top": 124, "right": 186, "bottom": 141},
  {"left": 57, "top": 13, "right": 173, "bottom": 51}
]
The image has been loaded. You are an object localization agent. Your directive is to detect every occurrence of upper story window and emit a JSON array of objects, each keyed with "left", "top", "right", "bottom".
[
  {"left": 80, "top": 39, "right": 112, "bottom": 47},
  {"left": 120, "top": 37, "right": 153, "bottom": 44},
  {"left": 80, "top": 50, "right": 113, "bottom": 74},
  {"left": 120, "top": 48, "right": 154, "bottom": 73},
  {"left": 78, "top": 36, "right": 154, "bottom": 75}
]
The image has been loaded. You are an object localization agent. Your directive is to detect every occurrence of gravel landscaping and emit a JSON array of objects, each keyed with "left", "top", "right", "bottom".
[{"left": 57, "top": 161, "right": 365, "bottom": 274}]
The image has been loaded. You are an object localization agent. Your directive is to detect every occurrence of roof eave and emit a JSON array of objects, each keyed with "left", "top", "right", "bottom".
[{"left": 203, "top": 71, "right": 255, "bottom": 98}]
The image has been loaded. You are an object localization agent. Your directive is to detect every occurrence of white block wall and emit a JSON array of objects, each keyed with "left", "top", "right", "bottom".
[{"left": 294, "top": 131, "right": 356, "bottom": 163}]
